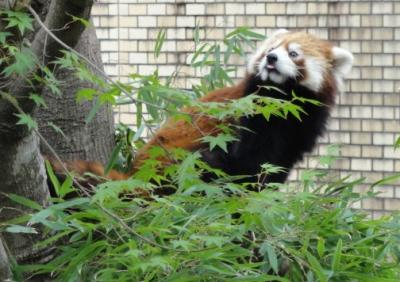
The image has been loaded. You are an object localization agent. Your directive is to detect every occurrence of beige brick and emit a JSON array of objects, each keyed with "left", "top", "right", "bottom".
[
  {"left": 383, "top": 68, "right": 400, "bottom": 80},
  {"left": 339, "top": 15, "right": 361, "bottom": 27},
  {"left": 119, "top": 40, "right": 137, "bottom": 52},
  {"left": 328, "top": 2, "right": 349, "bottom": 14},
  {"left": 340, "top": 145, "right": 361, "bottom": 157},
  {"left": 266, "top": 3, "right": 286, "bottom": 14},
  {"left": 373, "top": 133, "right": 395, "bottom": 145},
  {"left": 245, "top": 3, "right": 265, "bottom": 15},
  {"left": 287, "top": 3, "right": 307, "bottom": 14},
  {"left": 138, "top": 16, "right": 157, "bottom": 27},
  {"left": 373, "top": 81, "right": 394, "bottom": 93},
  {"left": 148, "top": 53, "right": 166, "bottom": 64},
  {"left": 256, "top": 16, "right": 276, "bottom": 27},
  {"left": 362, "top": 120, "right": 383, "bottom": 132},
  {"left": 384, "top": 120, "right": 400, "bottom": 132},
  {"left": 196, "top": 16, "right": 215, "bottom": 27},
  {"left": 206, "top": 4, "right": 224, "bottom": 15},
  {"left": 158, "top": 65, "right": 176, "bottom": 76},
  {"left": 166, "top": 28, "right": 185, "bottom": 39},
  {"left": 361, "top": 41, "right": 382, "bottom": 53},
  {"left": 308, "top": 3, "right": 328, "bottom": 14},
  {"left": 362, "top": 198, "right": 383, "bottom": 210},
  {"left": 225, "top": 3, "right": 245, "bottom": 15},
  {"left": 147, "top": 4, "right": 166, "bottom": 15},
  {"left": 383, "top": 42, "right": 400, "bottom": 53},
  {"left": 361, "top": 15, "right": 383, "bottom": 27},
  {"left": 372, "top": 54, "right": 393, "bottom": 66},
  {"left": 372, "top": 2, "right": 393, "bottom": 14},
  {"left": 352, "top": 158, "right": 372, "bottom": 171},
  {"left": 384, "top": 146, "right": 400, "bottom": 159},
  {"left": 373, "top": 160, "right": 394, "bottom": 172},
  {"left": 186, "top": 4, "right": 205, "bottom": 15},
  {"left": 351, "top": 80, "right": 371, "bottom": 92},
  {"left": 236, "top": 16, "right": 255, "bottom": 27},
  {"left": 92, "top": 4, "right": 108, "bottom": 15},
  {"left": 362, "top": 145, "right": 383, "bottom": 158},
  {"left": 101, "top": 40, "right": 118, "bottom": 51},
  {"left": 158, "top": 16, "right": 176, "bottom": 27},
  {"left": 128, "top": 4, "right": 147, "bottom": 15},
  {"left": 374, "top": 186, "right": 394, "bottom": 198},
  {"left": 372, "top": 28, "right": 393, "bottom": 40},
  {"left": 350, "top": 28, "right": 371, "bottom": 40},
  {"left": 329, "top": 28, "right": 350, "bottom": 40},
  {"left": 128, "top": 52, "right": 147, "bottom": 64},
  {"left": 108, "top": 4, "right": 118, "bottom": 15},
  {"left": 351, "top": 106, "right": 371, "bottom": 118},
  {"left": 119, "top": 52, "right": 128, "bottom": 64},
  {"left": 100, "top": 16, "right": 118, "bottom": 27},
  {"left": 276, "top": 16, "right": 296, "bottom": 27},
  {"left": 177, "top": 16, "right": 196, "bottom": 27},
  {"left": 296, "top": 16, "right": 317, "bottom": 27},
  {"left": 138, "top": 65, "right": 157, "bottom": 75},
  {"left": 104, "top": 65, "right": 118, "bottom": 76},
  {"left": 351, "top": 133, "right": 372, "bottom": 145},
  {"left": 384, "top": 199, "right": 400, "bottom": 211},
  {"left": 339, "top": 93, "right": 361, "bottom": 105},
  {"left": 383, "top": 15, "right": 400, "bottom": 27},
  {"left": 361, "top": 67, "right": 382, "bottom": 79},
  {"left": 383, "top": 94, "right": 400, "bottom": 106},
  {"left": 329, "top": 132, "right": 350, "bottom": 143},
  {"left": 373, "top": 107, "right": 395, "bottom": 120},
  {"left": 119, "top": 16, "right": 138, "bottom": 27},
  {"left": 350, "top": 2, "right": 370, "bottom": 14},
  {"left": 341, "top": 119, "right": 361, "bottom": 131},
  {"left": 339, "top": 41, "right": 361, "bottom": 53},
  {"left": 128, "top": 28, "right": 147, "bottom": 39}
]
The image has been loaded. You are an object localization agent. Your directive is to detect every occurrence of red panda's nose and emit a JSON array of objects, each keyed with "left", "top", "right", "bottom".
[{"left": 267, "top": 53, "right": 278, "bottom": 64}]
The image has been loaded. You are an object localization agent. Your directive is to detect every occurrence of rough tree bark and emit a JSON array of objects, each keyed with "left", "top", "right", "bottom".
[
  {"left": 36, "top": 24, "right": 115, "bottom": 164},
  {"left": 0, "top": 0, "right": 114, "bottom": 278}
]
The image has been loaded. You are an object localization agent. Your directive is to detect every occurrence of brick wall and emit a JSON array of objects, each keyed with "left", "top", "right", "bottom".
[{"left": 92, "top": 0, "right": 400, "bottom": 217}]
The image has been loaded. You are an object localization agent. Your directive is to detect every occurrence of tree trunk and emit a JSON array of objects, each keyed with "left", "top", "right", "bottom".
[
  {"left": 0, "top": 237, "right": 11, "bottom": 280},
  {"left": 36, "top": 25, "right": 115, "bottom": 163},
  {"left": 0, "top": 0, "right": 103, "bottom": 277}
]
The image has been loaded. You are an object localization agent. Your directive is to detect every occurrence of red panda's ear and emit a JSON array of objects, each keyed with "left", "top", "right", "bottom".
[
  {"left": 332, "top": 47, "right": 354, "bottom": 78},
  {"left": 269, "top": 28, "right": 289, "bottom": 38}
]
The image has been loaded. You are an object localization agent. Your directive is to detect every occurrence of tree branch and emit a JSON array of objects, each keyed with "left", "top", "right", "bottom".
[{"left": 0, "top": 0, "right": 94, "bottom": 140}]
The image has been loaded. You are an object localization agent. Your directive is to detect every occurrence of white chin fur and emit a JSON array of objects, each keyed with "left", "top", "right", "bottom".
[{"left": 269, "top": 72, "right": 287, "bottom": 84}]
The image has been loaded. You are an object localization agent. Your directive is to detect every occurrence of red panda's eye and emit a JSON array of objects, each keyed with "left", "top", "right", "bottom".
[{"left": 289, "top": 51, "right": 299, "bottom": 58}]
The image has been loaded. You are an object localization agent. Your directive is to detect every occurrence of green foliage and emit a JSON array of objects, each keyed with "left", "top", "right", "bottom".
[
  {"left": 1, "top": 8, "right": 399, "bottom": 280},
  {"left": 5, "top": 155, "right": 400, "bottom": 281},
  {"left": 0, "top": 9, "right": 33, "bottom": 35}
]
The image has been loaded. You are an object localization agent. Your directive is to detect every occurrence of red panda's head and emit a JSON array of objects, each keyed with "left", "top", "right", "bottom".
[{"left": 248, "top": 30, "right": 354, "bottom": 93}]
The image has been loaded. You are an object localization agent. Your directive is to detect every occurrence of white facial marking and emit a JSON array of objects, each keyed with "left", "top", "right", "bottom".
[
  {"left": 331, "top": 46, "right": 354, "bottom": 91},
  {"left": 300, "top": 58, "right": 325, "bottom": 92},
  {"left": 247, "top": 29, "right": 289, "bottom": 74}
]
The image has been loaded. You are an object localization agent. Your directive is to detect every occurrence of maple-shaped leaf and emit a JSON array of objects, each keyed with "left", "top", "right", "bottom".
[
  {"left": 4, "top": 10, "right": 33, "bottom": 35},
  {"left": 15, "top": 113, "right": 38, "bottom": 130},
  {"left": 2, "top": 48, "right": 37, "bottom": 77},
  {"left": 200, "top": 133, "right": 238, "bottom": 153}
]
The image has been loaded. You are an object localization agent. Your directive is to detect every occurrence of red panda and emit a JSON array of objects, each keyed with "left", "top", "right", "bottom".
[{"left": 51, "top": 30, "right": 353, "bottom": 188}]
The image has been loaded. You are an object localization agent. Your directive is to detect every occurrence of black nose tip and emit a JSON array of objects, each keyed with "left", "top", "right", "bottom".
[{"left": 267, "top": 53, "right": 278, "bottom": 64}]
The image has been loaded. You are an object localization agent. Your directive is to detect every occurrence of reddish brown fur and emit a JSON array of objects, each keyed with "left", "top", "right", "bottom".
[
  {"left": 49, "top": 32, "right": 342, "bottom": 186},
  {"left": 49, "top": 80, "right": 248, "bottom": 182}
]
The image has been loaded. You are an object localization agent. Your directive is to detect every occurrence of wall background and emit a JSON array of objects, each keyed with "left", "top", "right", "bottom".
[{"left": 91, "top": 0, "right": 400, "bottom": 217}]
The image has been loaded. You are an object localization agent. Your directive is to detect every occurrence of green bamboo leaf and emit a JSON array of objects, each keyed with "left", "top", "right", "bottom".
[
  {"left": 331, "top": 239, "right": 342, "bottom": 271},
  {"left": 260, "top": 242, "right": 279, "bottom": 274},
  {"left": 6, "top": 225, "right": 37, "bottom": 234},
  {"left": 7, "top": 193, "right": 42, "bottom": 211},
  {"left": 154, "top": 29, "right": 166, "bottom": 58}
]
